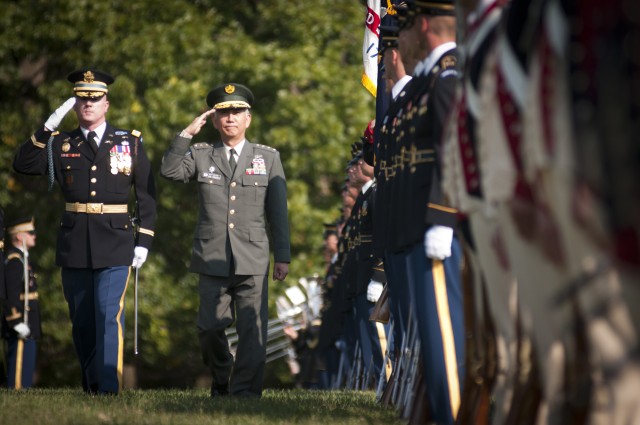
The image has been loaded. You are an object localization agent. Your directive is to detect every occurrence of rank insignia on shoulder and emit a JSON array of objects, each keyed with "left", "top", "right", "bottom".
[
  {"left": 256, "top": 144, "right": 276, "bottom": 152},
  {"left": 131, "top": 129, "right": 141, "bottom": 137},
  {"left": 440, "top": 55, "right": 457, "bottom": 69}
]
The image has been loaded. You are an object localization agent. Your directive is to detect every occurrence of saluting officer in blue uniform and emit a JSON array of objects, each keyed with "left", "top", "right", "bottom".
[
  {"left": 1, "top": 217, "right": 41, "bottom": 389},
  {"left": 13, "top": 69, "right": 157, "bottom": 394}
]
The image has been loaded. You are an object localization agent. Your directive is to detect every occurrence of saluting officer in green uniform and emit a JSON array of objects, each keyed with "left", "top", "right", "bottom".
[{"left": 160, "top": 83, "right": 291, "bottom": 398}]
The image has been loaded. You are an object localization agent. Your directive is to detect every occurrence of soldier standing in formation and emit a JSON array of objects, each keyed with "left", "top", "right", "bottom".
[
  {"left": 160, "top": 83, "right": 291, "bottom": 398},
  {"left": 1, "top": 217, "right": 41, "bottom": 389},
  {"left": 392, "top": 2, "right": 465, "bottom": 424},
  {"left": 13, "top": 69, "right": 157, "bottom": 395}
]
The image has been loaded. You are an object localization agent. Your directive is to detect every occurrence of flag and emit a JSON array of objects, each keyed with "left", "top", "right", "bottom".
[{"left": 362, "top": 0, "right": 381, "bottom": 97}]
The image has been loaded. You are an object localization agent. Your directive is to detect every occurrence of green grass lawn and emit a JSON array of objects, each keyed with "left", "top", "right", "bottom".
[{"left": 0, "top": 388, "right": 404, "bottom": 425}]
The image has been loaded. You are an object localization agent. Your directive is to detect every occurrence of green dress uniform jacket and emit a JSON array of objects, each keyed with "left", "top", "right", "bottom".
[
  {"left": 13, "top": 125, "right": 157, "bottom": 268},
  {"left": 159, "top": 135, "right": 290, "bottom": 276}
]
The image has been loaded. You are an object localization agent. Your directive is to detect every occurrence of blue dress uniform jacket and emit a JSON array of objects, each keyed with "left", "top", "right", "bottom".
[
  {"left": 388, "top": 49, "right": 460, "bottom": 252},
  {"left": 354, "top": 183, "right": 377, "bottom": 295},
  {"left": 1, "top": 247, "right": 41, "bottom": 340},
  {"left": 374, "top": 79, "right": 416, "bottom": 258},
  {"left": 13, "top": 125, "right": 157, "bottom": 268},
  {"left": 159, "top": 135, "right": 290, "bottom": 276}
]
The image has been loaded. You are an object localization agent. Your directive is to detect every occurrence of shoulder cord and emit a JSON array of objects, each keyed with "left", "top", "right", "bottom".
[{"left": 47, "top": 134, "right": 56, "bottom": 192}]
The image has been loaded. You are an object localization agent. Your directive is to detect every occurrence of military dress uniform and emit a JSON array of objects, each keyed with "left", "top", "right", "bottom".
[
  {"left": 159, "top": 83, "right": 290, "bottom": 397},
  {"left": 340, "top": 191, "right": 360, "bottom": 383},
  {"left": 374, "top": 65, "right": 416, "bottom": 362},
  {"left": 12, "top": 70, "right": 157, "bottom": 394},
  {"left": 1, "top": 218, "right": 41, "bottom": 389},
  {"left": 390, "top": 2, "right": 465, "bottom": 423},
  {"left": 319, "top": 218, "right": 351, "bottom": 388},
  {"left": 353, "top": 180, "right": 387, "bottom": 387}
]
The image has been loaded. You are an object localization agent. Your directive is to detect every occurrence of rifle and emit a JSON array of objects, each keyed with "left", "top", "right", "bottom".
[
  {"left": 353, "top": 341, "right": 363, "bottom": 390},
  {"left": 407, "top": 359, "right": 430, "bottom": 425},
  {"left": 396, "top": 310, "right": 417, "bottom": 414},
  {"left": 402, "top": 337, "right": 421, "bottom": 420},
  {"left": 457, "top": 242, "right": 497, "bottom": 425},
  {"left": 381, "top": 354, "right": 399, "bottom": 406},
  {"left": 345, "top": 340, "right": 358, "bottom": 390},
  {"left": 368, "top": 284, "right": 390, "bottom": 323},
  {"left": 505, "top": 315, "right": 542, "bottom": 425},
  {"left": 334, "top": 339, "right": 347, "bottom": 389}
]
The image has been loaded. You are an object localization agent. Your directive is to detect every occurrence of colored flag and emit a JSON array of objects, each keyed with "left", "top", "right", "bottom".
[{"left": 362, "top": 0, "right": 381, "bottom": 96}]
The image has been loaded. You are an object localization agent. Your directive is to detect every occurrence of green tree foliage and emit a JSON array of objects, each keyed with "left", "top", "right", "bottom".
[{"left": 0, "top": 0, "right": 374, "bottom": 387}]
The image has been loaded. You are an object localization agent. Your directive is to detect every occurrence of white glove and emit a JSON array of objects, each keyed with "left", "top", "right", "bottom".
[
  {"left": 131, "top": 246, "right": 149, "bottom": 269},
  {"left": 424, "top": 225, "right": 454, "bottom": 260},
  {"left": 44, "top": 97, "right": 76, "bottom": 131},
  {"left": 14, "top": 323, "right": 31, "bottom": 339},
  {"left": 366, "top": 280, "right": 384, "bottom": 303}
]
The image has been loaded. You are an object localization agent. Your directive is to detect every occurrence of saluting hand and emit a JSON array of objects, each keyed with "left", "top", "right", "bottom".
[
  {"left": 45, "top": 97, "right": 76, "bottom": 131},
  {"left": 182, "top": 108, "right": 216, "bottom": 138},
  {"left": 273, "top": 262, "right": 289, "bottom": 281}
]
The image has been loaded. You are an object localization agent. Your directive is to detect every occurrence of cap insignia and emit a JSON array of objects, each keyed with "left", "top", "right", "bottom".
[
  {"left": 83, "top": 71, "right": 95, "bottom": 83},
  {"left": 225, "top": 85, "right": 235, "bottom": 94}
]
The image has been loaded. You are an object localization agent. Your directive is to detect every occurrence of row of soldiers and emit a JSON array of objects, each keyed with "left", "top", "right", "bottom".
[{"left": 316, "top": 0, "right": 640, "bottom": 424}]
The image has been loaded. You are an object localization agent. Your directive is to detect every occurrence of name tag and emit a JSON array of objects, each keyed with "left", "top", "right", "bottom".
[{"left": 202, "top": 172, "right": 222, "bottom": 180}]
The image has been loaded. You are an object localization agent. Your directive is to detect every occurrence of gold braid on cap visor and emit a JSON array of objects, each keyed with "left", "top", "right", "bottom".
[
  {"left": 214, "top": 101, "right": 251, "bottom": 110},
  {"left": 74, "top": 81, "right": 108, "bottom": 98}
]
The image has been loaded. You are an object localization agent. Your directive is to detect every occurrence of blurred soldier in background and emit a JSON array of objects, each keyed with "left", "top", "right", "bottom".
[
  {"left": 0, "top": 207, "right": 4, "bottom": 384},
  {"left": 1, "top": 217, "right": 41, "bottom": 389},
  {"left": 442, "top": 1, "right": 516, "bottom": 423}
]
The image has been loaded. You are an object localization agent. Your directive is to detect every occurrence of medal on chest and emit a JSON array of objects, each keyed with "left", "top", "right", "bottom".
[
  {"left": 109, "top": 143, "right": 132, "bottom": 175},
  {"left": 246, "top": 154, "right": 267, "bottom": 175}
]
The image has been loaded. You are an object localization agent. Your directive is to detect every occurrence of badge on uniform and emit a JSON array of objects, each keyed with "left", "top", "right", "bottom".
[
  {"left": 109, "top": 144, "right": 132, "bottom": 175},
  {"left": 202, "top": 165, "right": 221, "bottom": 180},
  {"left": 245, "top": 155, "right": 267, "bottom": 175}
]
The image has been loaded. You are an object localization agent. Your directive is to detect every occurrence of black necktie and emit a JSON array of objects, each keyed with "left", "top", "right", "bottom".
[
  {"left": 87, "top": 131, "right": 99, "bottom": 152},
  {"left": 229, "top": 148, "right": 237, "bottom": 173}
]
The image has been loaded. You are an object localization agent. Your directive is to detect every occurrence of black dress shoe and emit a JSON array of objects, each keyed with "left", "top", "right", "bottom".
[
  {"left": 211, "top": 384, "right": 229, "bottom": 398},
  {"left": 83, "top": 383, "right": 99, "bottom": 395}
]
